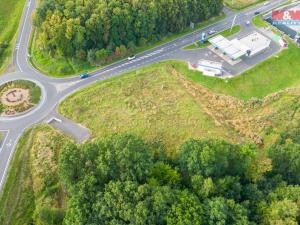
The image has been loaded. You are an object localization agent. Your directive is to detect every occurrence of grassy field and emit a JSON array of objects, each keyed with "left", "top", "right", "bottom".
[
  {"left": 59, "top": 63, "right": 237, "bottom": 151},
  {"left": 4, "top": 45, "right": 300, "bottom": 223},
  {"left": 0, "top": 125, "right": 70, "bottom": 225},
  {"left": 184, "top": 25, "right": 241, "bottom": 50},
  {"left": 252, "top": 16, "right": 268, "bottom": 28},
  {"left": 30, "top": 13, "right": 226, "bottom": 77},
  {"left": 0, "top": 0, "right": 26, "bottom": 73},
  {"left": 175, "top": 43, "right": 300, "bottom": 100},
  {"left": 224, "top": 0, "right": 266, "bottom": 10}
]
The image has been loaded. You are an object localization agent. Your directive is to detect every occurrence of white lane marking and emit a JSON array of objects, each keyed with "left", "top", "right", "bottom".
[
  {"left": 0, "top": 130, "right": 9, "bottom": 153},
  {"left": 16, "top": 0, "right": 32, "bottom": 72},
  {"left": 0, "top": 132, "right": 22, "bottom": 190}
]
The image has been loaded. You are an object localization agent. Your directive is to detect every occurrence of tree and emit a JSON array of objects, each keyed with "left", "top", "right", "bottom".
[
  {"left": 204, "top": 197, "right": 250, "bottom": 225},
  {"left": 148, "top": 162, "right": 181, "bottom": 187},
  {"left": 191, "top": 175, "right": 215, "bottom": 199},
  {"left": 215, "top": 176, "right": 242, "bottom": 201},
  {"left": 268, "top": 139, "right": 300, "bottom": 184},
  {"left": 64, "top": 181, "right": 176, "bottom": 225},
  {"left": 87, "top": 49, "right": 96, "bottom": 64},
  {"left": 33, "top": 0, "right": 223, "bottom": 60},
  {"left": 95, "top": 48, "right": 108, "bottom": 63},
  {"left": 166, "top": 190, "right": 204, "bottom": 225},
  {"left": 59, "top": 134, "right": 154, "bottom": 192},
  {"left": 262, "top": 200, "right": 299, "bottom": 225},
  {"left": 178, "top": 139, "right": 256, "bottom": 179}
]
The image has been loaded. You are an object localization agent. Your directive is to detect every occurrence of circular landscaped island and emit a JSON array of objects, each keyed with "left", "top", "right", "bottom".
[{"left": 0, "top": 80, "right": 41, "bottom": 116}]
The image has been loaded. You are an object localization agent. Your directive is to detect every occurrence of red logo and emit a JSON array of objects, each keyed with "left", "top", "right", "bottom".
[{"left": 272, "top": 10, "right": 300, "bottom": 21}]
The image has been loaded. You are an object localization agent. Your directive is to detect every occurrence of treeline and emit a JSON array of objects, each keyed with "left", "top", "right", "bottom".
[
  {"left": 40, "top": 130, "right": 300, "bottom": 225},
  {"left": 33, "top": 0, "right": 223, "bottom": 64}
]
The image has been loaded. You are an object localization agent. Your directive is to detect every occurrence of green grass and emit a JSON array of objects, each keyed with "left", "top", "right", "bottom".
[
  {"left": 174, "top": 43, "right": 300, "bottom": 100},
  {"left": 224, "top": 0, "right": 266, "bottom": 10},
  {"left": 184, "top": 25, "right": 241, "bottom": 50},
  {"left": 59, "top": 62, "right": 236, "bottom": 151},
  {"left": 30, "top": 13, "right": 226, "bottom": 77},
  {"left": 29, "top": 32, "right": 97, "bottom": 78},
  {"left": 252, "top": 16, "right": 268, "bottom": 28},
  {"left": 0, "top": 0, "right": 26, "bottom": 73},
  {"left": 0, "top": 125, "right": 70, "bottom": 225}
]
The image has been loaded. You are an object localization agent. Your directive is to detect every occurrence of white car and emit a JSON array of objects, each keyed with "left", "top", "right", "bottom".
[
  {"left": 246, "top": 21, "right": 250, "bottom": 25},
  {"left": 208, "top": 30, "right": 216, "bottom": 35},
  {"left": 263, "top": 1, "right": 269, "bottom": 5},
  {"left": 127, "top": 55, "right": 136, "bottom": 60}
]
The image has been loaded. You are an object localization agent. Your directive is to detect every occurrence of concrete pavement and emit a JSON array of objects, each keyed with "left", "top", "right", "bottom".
[{"left": 0, "top": 0, "right": 289, "bottom": 191}]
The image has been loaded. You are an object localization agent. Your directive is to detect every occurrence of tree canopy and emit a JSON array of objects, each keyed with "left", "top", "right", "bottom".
[
  {"left": 33, "top": 0, "right": 223, "bottom": 64},
  {"left": 56, "top": 132, "right": 300, "bottom": 224}
]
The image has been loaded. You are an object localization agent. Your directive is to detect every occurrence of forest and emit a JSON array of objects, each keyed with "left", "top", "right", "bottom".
[
  {"left": 34, "top": 126, "right": 299, "bottom": 225},
  {"left": 33, "top": 0, "right": 223, "bottom": 64}
]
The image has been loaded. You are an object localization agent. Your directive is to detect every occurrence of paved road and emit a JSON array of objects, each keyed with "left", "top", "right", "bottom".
[{"left": 0, "top": 0, "right": 289, "bottom": 191}]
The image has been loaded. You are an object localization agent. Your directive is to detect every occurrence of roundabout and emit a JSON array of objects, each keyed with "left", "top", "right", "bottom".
[
  {"left": 0, "top": 80, "right": 42, "bottom": 117},
  {"left": 0, "top": 0, "right": 289, "bottom": 193}
]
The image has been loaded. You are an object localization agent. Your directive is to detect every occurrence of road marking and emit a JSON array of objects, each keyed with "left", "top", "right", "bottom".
[
  {"left": 0, "top": 132, "right": 22, "bottom": 190},
  {"left": 0, "top": 130, "right": 9, "bottom": 153},
  {"left": 47, "top": 117, "right": 62, "bottom": 124},
  {"left": 16, "top": 0, "right": 32, "bottom": 72}
]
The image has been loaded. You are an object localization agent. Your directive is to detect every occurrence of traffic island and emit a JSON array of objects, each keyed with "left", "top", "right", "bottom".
[{"left": 0, "top": 80, "right": 41, "bottom": 117}]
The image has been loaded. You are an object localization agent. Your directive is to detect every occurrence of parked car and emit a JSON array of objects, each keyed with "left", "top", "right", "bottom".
[
  {"left": 127, "top": 55, "right": 136, "bottom": 60},
  {"left": 208, "top": 29, "right": 216, "bottom": 35},
  {"left": 263, "top": 1, "right": 269, "bottom": 5},
  {"left": 80, "top": 73, "right": 89, "bottom": 79}
]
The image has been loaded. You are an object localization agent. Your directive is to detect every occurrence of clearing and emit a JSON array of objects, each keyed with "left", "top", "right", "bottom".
[
  {"left": 59, "top": 63, "right": 237, "bottom": 151},
  {"left": 59, "top": 54, "right": 300, "bottom": 149}
]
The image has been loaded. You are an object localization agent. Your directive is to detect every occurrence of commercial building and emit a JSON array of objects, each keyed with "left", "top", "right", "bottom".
[
  {"left": 189, "top": 60, "right": 223, "bottom": 77},
  {"left": 208, "top": 32, "right": 271, "bottom": 60}
]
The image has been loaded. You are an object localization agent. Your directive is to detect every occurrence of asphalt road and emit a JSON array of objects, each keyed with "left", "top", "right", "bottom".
[{"left": 0, "top": 0, "right": 290, "bottom": 191}]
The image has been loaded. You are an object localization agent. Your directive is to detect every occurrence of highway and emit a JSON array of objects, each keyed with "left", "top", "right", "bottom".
[{"left": 0, "top": 0, "right": 289, "bottom": 191}]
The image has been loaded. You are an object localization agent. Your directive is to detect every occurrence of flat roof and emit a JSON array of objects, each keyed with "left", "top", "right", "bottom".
[
  {"left": 198, "top": 59, "right": 222, "bottom": 70},
  {"left": 239, "top": 32, "right": 271, "bottom": 52},
  {"left": 209, "top": 35, "right": 246, "bottom": 60}
]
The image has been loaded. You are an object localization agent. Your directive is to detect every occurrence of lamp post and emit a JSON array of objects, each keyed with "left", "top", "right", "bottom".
[{"left": 230, "top": 15, "right": 237, "bottom": 33}]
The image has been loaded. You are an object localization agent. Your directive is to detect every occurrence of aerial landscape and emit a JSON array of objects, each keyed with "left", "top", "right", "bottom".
[{"left": 0, "top": 0, "right": 300, "bottom": 224}]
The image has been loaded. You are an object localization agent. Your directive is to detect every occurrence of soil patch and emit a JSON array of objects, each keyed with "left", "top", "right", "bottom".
[{"left": 0, "top": 80, "right": 41, "bottom": 116}]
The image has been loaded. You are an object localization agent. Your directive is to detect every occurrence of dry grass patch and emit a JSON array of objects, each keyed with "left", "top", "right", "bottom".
[
  {"left": 59, "top": 64, "right": 238, "bottom": 153},
  {"left": 60, "top": 62, "right": 300, "bottom": 149}
]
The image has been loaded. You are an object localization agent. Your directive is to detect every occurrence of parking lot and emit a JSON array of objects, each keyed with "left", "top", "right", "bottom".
[{"left": 167, "top": 24, "right": 281, "bottom": 77}]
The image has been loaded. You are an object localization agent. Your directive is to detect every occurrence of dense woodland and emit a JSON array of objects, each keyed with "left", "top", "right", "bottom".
[
  {"left": 33, "top": 0, "right": 223, "bottom": 64},
  {"left": 36, "top": 125, "right": 300, "bottom": 225}
]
